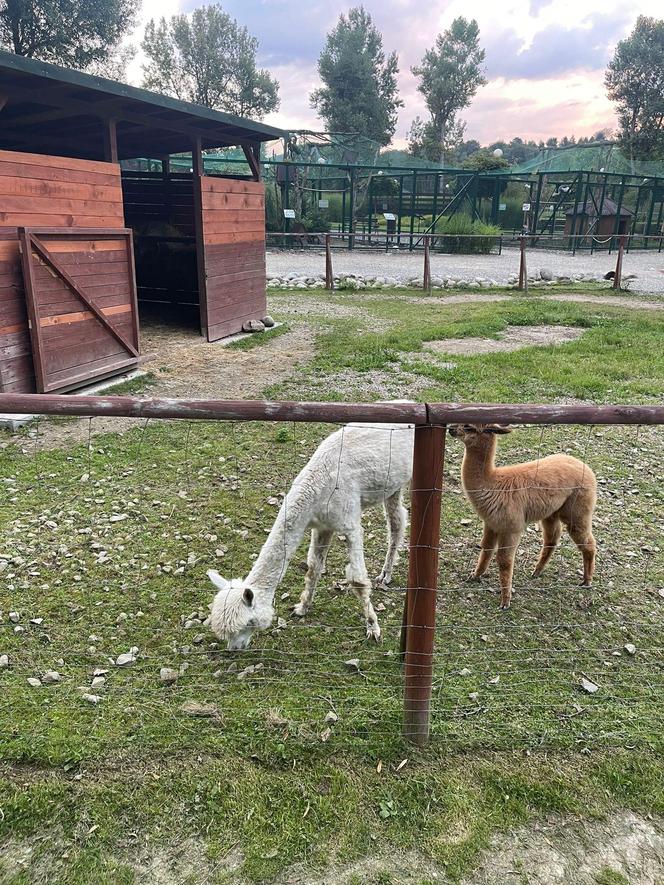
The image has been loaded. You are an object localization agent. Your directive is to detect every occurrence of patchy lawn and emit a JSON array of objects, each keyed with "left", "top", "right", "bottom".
[{"left": 1, "top": 285, "right": 664, "bottom": 884}]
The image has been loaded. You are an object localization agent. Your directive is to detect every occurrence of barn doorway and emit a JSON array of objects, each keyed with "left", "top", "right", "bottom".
[{"left": 121, "top": 166, "right": 201, "bottom": 332}]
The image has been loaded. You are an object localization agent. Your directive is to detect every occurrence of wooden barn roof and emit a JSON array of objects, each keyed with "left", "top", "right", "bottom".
[
  {"left": 565, "top": 197, "right": 634, "bottom": 217},
  {"left": 0, "top": 50, "right": 285, "bottom": 161}
]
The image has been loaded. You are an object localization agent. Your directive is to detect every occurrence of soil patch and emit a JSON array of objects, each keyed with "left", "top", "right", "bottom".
[
  {"left": 424, "top": 324, "right": 585, "bottom": 356},
  {"left": 4, "top": 319, "right": 315, "bottom": 451}
]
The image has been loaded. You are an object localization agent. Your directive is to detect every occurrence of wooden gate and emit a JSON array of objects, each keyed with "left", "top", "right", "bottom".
[{"left": 18, "top": 228, "right": 140, "bottom": 393}]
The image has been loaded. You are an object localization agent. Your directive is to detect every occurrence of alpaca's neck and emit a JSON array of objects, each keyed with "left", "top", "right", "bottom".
[
  {"left": 246, "top": 490, "right": 311, "bottom": 599},
  {"left": 462, "top": 439, "right": 498, "bottom": 490}
]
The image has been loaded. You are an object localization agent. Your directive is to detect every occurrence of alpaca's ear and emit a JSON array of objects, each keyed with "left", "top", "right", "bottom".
[
  {"left": 243, "top": 587, "right": 254, "bottom": 607},
  {"left": 207, "top": 569, "right": 229, "bottom": 591},
  {"left": 485, "top": 425, "right": 512, "bottom": 435}
]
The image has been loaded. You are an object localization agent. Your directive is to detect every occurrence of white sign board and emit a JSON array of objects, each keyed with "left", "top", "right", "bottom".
[
  {"left": 383, "top": 212, "right": 396, "bottom": 221},
  {"left": 283, "top": 208, "right": 296, "bottom": 219},
  {"left": 522, "top": 203, "right": 531, "bottom": 212},
  {"left": 499, "top": 203, "right": 507, "bottom": 211},
  {"left": 318, "top": 199, "right": 329, "bottom": 209}
]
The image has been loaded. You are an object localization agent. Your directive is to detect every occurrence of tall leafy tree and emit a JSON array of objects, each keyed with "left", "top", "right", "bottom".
[
  {"left": 0, "top": 0, "right": 139, "bottom": 69},
  {"left": 410, "top": 17, "right": 487, "bottom": 162},
  {"left": 605, "top": 16, "right": 664, "bottom": 160},
  {"left": 141, "top": 4, "right": 279, "bottom": 119},
  {"left": 310, "top": 7, "right": 402, "bottom": 147}
]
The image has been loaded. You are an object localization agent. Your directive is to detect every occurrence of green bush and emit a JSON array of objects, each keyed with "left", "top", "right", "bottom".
[
  {"left": 433, "top": 214, "right": 501, "bottom": 254},
  {"left": 301, "top": 209, "right": 331, "bottom": 233}
]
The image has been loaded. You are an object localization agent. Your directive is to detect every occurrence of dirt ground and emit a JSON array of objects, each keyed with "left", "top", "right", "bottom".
[
  {"left": 424, "top": 324, "right": 585, "bottom": 356},
  {"left": 3, "top": 810, "right": 662, "bottom": 884}
]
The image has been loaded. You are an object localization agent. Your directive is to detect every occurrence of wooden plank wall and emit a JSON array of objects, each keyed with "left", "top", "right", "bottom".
[
  {"left": 0, "top": 149, "right": 125, "bottom": 392},
  {"left": 200, "top": 177, "right": 266, "bottom": 341}
]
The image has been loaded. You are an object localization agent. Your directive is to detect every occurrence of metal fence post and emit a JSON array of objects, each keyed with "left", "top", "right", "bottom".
[
  {"left": 423, "top": 235, "right": 431, "bottom": 292},
  {"left": 402, "top": 422, "right": 445, "bottom": 746},
  {"left": 613, "top": 235, "right": 626, "bottom": 290},
  {"left": 518, "top": 234, "right": 528, "bottom": 292},
  {"left": 325, "top": 234, "right": 333, "bottom": 290}
]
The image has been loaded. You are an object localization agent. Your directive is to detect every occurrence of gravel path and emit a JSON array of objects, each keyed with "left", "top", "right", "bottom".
[{"left": 267, "top": 246, "right": 664, "bottom": 295}]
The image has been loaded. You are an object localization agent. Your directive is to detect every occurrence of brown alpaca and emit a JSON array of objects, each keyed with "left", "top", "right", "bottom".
[{"left": 448, "top": 424, "right": 597, "bottom": 609}]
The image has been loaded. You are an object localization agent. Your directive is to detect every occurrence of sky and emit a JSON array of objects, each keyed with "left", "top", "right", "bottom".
[{"left": 126, "top": 0, "right": 661, "bottom": 148}]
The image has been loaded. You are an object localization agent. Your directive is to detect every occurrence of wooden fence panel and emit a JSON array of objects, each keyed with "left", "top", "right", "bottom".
[
  {"left": 19, "top": 228, "right": 140, "bottom": 393},
  {"left": 200, "top": 178, "right": 267, "bottom": 341}
]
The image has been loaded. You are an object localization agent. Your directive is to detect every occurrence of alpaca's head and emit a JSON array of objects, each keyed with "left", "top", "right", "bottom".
[
  {"left": 448, "top": 423, "right": 512, "bottom": 450},
  {"left": 207, "top": 570, "right": 275, "bottom": 651}
]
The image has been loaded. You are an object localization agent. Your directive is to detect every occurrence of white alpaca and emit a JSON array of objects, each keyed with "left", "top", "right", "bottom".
[{"left": 208, "top": 422, "right": 414, "bottom": 650}]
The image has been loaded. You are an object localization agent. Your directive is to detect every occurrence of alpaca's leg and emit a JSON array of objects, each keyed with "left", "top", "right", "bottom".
[
  {"left": 345, "top": 525, "right": 381, "bottom": 640},
  {"left": 471, "top": 526, "right": 498, "bottom": 579},
  {"left": 496, "top": 532, "right": 520, "bottom": 609},
  {"left": 532, "top": 517, "right": 562, "bottom": 578},
  {"left": 566, "top": 518, "right": 596, "bottom": 587},
  {"left": 293, "top": 528, "right": 334, "bottom": 617},
  {"left": 376, "top": 490, "right": 408, "bottom": 587}
]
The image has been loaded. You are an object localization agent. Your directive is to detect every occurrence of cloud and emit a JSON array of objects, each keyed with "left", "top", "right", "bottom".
[{"left": 485, "top": 12, "right": 631, "bottom": 79}]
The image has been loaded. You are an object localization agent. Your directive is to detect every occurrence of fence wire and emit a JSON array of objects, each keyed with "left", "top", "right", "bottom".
[{"left": 0, "top": 417, "right": 663, "bottom": 758}]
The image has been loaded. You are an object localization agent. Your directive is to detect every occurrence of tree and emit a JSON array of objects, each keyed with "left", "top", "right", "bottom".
[
  {"left": 141, "top": 4, "right": 279, "bottom": 119},
  {"left": 310, "top": 7, "right": 402, "bottom": 147},
  {"left": 410, "top": 17, "right": 487, "bottom": 163},
  {"left": 605, "top": 16, "right": 664, "bottom": 159},
  {"left": 0, "top": 0, "right": 139, "bottom": 69},
  {"left": 407, "top": 115, "right": 466, "bottom": 163},
  {"left": 461, "top": 149, "right": 509, "bottom": 171}
]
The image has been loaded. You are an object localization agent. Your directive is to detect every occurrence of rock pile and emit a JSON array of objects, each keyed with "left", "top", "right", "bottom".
[{"left": 266, "top": 267, "right": 614, "bottom": 291}]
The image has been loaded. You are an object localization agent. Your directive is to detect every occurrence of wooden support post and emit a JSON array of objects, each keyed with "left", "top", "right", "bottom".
[
  {"left": 613, "top": 235, "right": 626, "bottom": 290},
  {"left": 242, "top": 144, "right": 261, "bottom": 181},
  {"left": 518, "top": 234, "right": 528, "bottom": 291},
  {"left": 191, "top": 137, "right": 209, "bottom": 339},
  {"left": 102, "top": 118, "right": 118, "bottom": 163},
  {"left": 423, "top": 235, "right": 431, "bottom": 292},
  {"left": 325, "top": 234, "right": 333, "bottom": 290},
  {"left": 402, "top": 422, "right": 445, "bottom": 746}
]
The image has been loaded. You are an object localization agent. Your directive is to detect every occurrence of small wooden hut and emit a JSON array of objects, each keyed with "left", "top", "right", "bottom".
[
  {"left": 0, "top": 50, "right": 283, "bottom": 393},
  {"left": 563, "top": 197, "right": 633, "bottom": 238}
]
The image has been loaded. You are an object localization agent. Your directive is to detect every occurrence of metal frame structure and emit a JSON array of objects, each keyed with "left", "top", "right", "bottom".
[{"left": 160, "top": 155, "right": 663, "bottom": 251}]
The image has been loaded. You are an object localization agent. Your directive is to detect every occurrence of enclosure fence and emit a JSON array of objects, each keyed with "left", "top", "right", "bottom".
[
  {"left": 2, "top": 395, "right": 664, "bottom": 750},
  {"left": 266, "top": 232, "right": 662, "bottom": 293}
]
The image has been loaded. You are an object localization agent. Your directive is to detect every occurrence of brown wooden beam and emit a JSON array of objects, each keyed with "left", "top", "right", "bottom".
[
  {"left": 102, "top": 118, "right": 118, "bottom": 163},
  {"left": 0, "top": 395, "right": 429, "bottom": 424},
  {"left": 242, "top": 144, "right": 261, "bottom": 181},
  {"left": 191, "top": 137, "right": 209, "bottom": 340}
]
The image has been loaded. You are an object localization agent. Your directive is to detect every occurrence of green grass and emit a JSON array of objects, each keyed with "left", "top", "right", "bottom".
[
  {"left": 1, "top": 286, "right": 664, "bottom": 883},
  {"left": 226, "top": 323, "right": 290, "bottom": 351}
]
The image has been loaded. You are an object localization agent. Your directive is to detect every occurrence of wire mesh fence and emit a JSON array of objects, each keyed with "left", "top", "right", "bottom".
[{"left": 1, "top": 398, "right": 663, "bottom": 760}]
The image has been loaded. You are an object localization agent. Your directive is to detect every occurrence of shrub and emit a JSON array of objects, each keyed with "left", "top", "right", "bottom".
[{"left": 433, "top": 214, "right": 501, "bottom": 254}]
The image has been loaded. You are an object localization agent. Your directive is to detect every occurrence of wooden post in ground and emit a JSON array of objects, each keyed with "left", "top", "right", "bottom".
[
  {"left": 518, "top": 234, "right": 528, "bottom": 292},
  {"left": 402, "top": 422, "right": 445, "bottom": 746},
  {"left": 613, "top": 235, "right": 626, "bottom": 290},
  {"left": 325, "top": 234, "right": 333, "bottom": 289},
  {"left": 423, "top": 235, "right": 431, "bottom": 292}
]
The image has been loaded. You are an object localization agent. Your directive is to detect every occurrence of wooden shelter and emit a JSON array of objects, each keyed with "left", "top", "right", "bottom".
[
  {"left": 0, "top": 50, "right": 283, "bottom": 393},
  {"left": 563, "top": 196, "right": 633, "bottom": 238}
]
